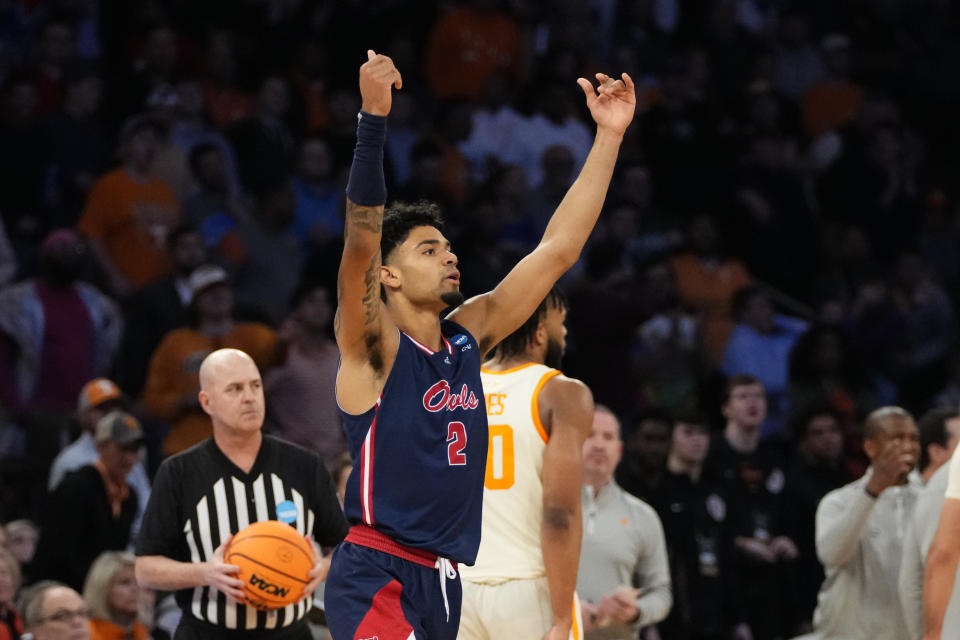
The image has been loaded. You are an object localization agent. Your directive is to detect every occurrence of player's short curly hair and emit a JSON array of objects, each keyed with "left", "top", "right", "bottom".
[
  {"left": 488, "top": 285, "right": 568, "bottom": 362},
  {"left": 381, "top": 200, "right": 445, "bottom": 263}
]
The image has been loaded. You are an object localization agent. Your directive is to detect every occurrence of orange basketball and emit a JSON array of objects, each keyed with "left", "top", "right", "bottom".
[{"left": 224, "top": 520, "right": 315, "bottom": 610}]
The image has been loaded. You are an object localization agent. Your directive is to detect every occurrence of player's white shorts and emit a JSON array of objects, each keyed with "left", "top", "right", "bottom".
[{"left": 459, "top": 577, "right": 583, "bottom": 640}]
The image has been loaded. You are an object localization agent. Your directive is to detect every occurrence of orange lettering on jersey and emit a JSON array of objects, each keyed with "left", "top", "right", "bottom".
[{"left": 485, "top": 393, "right": 506, "bottom": 416}]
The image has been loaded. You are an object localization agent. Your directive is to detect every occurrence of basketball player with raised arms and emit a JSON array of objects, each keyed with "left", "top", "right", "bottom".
[
  {"left": 459, "top": 286, "right": 592, "bottom": 640},
  {"left": 324, "top": 50, "right": 635, "bottom": 640}
]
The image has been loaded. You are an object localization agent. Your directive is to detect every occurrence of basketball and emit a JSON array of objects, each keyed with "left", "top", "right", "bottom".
[{"left": 225, "top": 520, "right": 315, "bottom": 610}]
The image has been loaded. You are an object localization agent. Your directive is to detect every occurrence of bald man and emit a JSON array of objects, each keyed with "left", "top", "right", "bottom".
[
  {"left": 808, "top": 406, "right": 921, "bottom": 640},
  {"left": 135, "top": 348, "right": 348, "bottom": 640}
]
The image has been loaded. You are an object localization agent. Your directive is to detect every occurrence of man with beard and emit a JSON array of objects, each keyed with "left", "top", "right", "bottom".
[
  {"left": 324, "top": 51, "right": 635, "bottom": 640},
  {"left": 459, "top": 286, "right": 592, "bottom": 639}
]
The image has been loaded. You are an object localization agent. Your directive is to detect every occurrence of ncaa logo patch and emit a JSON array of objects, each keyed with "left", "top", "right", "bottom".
[
  {"left": 276, "top": 500, "right": 298, "bottom": 524},
  {"left": 452, "top": 334, "right": 469, "bottom": 346}
]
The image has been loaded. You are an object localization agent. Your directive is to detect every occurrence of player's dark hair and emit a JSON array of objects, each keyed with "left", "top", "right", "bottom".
[
  {"left": 380, "top": 200, "right": 445, "bottom": 262},
  {"left": 918, "top": 407, "right": 960, "bottom": 471},
  {"left": 488, "top": 286, "right": 568, "bottom": 362},
  {"left": 379, "top": 201, "right": 446, "bottom": 302}
]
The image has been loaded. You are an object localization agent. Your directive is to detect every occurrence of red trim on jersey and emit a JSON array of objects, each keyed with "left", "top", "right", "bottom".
[
  {"left": 402, "top": 331, "right": 447, "bottom": 355},
  {"left": 351, "top": 578, "right": 414, "bottom": 640},
  {"left": 346, "top": 524, "right": 458, "bottom": 571},
  {"left": 443, "top": 336, "right": 453, "bottom": 354},
  {"left": 360, "top": 399, "right": 381, "bottom": 526},
  {"left": 402, "top": 331, "right": 434, "bottom": 354}
]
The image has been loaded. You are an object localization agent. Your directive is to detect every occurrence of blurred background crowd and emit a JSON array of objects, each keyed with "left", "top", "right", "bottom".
[{"left": 2, "top": 0, "right": 960, "bottom": 638}]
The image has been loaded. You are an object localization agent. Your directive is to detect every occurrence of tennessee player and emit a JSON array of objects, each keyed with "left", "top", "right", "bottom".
[{"left": 459, "top": 286, "right": 592, "bottom": 640}]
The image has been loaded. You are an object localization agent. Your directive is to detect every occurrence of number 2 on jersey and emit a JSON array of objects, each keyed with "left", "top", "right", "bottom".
[
  {"left": 447, "top": 421, "right": 467, "bottom": 465},
  {"left": 485, "top": 424, "right": 515, "bottom": 490}
]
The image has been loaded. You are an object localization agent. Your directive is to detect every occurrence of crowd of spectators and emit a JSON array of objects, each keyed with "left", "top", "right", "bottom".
[{"left": 3, "top": 0, "right": 960, "bottom": 638}]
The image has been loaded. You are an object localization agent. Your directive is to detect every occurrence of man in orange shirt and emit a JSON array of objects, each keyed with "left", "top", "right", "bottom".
[
  {"left": 142, "top": 265, "right": 277, "bottom": 455},
  {"left": 78, "top": 115, "right": 180, "bottom": 297},
  {"left": 424, "top": 0, "right": 523, "bottom": 102}
]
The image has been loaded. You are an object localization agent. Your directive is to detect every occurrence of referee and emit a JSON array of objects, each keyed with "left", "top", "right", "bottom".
[{"left": 134, "top": 348, "right": 348, "bottom": 640}]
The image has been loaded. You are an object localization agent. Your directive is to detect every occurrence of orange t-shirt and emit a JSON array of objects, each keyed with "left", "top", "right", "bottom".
[
  {"left": 142, "top": 324, "right": 279, "bottom": 455},
  {"left": 670, "top": 252, "right": 751, "bottom": 363},
  {"left": 88, "top": 619, "right": 149, "bottom": 640},
  {"left": 802, "top": 80, "right": 864, "bottom": 138},
  {"left": 78, "top": 169, "right": 180, "bottom": 288},
  {"left": 425, "top": 7, "right": 521, "bottom": 101}
]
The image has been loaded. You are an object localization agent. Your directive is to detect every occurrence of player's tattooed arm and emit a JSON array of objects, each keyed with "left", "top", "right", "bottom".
[
  {"left": 336, "top": 199, "right": 386, "bottom": 354},
  {"left": 361, "top": 249, "right": 381, "bottom": 327},
  {"left": 345, "top": 201, "right": 383, "bottom": 235}
]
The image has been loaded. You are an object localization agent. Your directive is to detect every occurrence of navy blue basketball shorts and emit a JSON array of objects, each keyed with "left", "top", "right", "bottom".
[{"left": 324, "top": 525, "right": 461, "bottom": 640}]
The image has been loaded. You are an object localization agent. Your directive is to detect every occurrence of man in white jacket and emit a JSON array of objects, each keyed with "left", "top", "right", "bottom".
[{"left": 811, "top": 406, "right": 921, "bottom": 640}]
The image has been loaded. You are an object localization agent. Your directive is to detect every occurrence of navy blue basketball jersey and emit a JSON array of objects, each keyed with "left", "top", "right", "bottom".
[{"left": 339, "top": 319, "right": 488, "bottom": 564}]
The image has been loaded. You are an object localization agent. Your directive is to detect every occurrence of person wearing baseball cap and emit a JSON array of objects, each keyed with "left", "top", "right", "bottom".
[
  {"left": 47, "top": 379, "right": 152, "bottom": 548},
  {"left": 31, "top": 411, "right": 144, "bottom": 591},
  {"left": 142, "top": 264, "right": 278, "bottom": 456}
]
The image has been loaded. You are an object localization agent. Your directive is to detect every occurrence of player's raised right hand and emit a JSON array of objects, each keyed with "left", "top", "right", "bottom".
[{"left": 359, "top": 49, "right": 402, "bottom": 116}]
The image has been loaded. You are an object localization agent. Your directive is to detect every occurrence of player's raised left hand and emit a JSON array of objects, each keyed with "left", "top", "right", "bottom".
[{"left": 576, "top": 72, "right": 636, "bottom": 137}]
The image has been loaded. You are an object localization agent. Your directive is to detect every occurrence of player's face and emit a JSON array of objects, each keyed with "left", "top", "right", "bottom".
[
  {"left": 722, "top": 383, "right": 767, "bottom": 429},
  {"left": 583, "top": 411, "right": 623, "bottom": 480},
  {"left": 388, "top": 226, "right": 462, "bottom": 310},
  {"left": 203, "top": 357, "right": 265, "bottom": 435}
]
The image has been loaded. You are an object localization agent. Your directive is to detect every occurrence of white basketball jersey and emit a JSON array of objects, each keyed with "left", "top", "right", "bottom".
[{"left": 461, "top": 363, "right": 560, "bottom": 583}]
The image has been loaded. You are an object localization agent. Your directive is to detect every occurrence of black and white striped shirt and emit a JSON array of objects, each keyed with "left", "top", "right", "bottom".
[{"left": 136, "top": 436, "right": 348, "bottom": 634}]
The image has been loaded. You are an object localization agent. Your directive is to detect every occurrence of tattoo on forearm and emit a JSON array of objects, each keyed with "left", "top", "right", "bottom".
[
  {"left": 346, "top": 201, "right": 383, "bottom": 234},
  {"left": 362, "top": 250, "right": 381, "bottom": 325}
]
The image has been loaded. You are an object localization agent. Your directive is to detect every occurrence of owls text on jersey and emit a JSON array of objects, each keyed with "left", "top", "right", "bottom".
[{"left": 338, "top": 320, "right": 488, "bottom": 564}]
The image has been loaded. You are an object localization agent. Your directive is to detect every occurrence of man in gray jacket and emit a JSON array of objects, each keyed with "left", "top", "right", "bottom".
[
  {"left": 578, "top": 406, "right": 672, "bottom": 639},
  {"left": 811, "top": 406, "right": 921, "bottom": 640}
]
